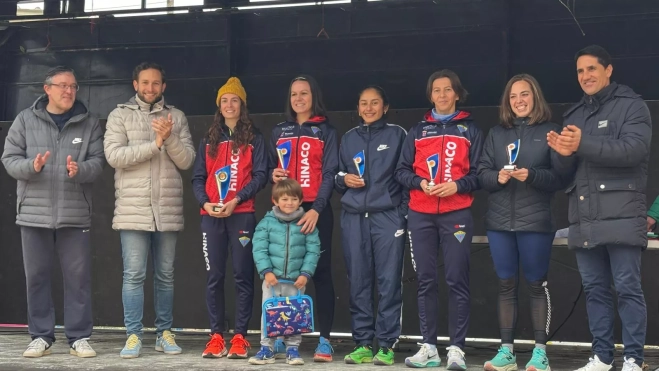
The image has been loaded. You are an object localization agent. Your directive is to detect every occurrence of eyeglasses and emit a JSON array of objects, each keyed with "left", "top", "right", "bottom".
[{"left": 49, "top": 83, "right": 79, "bottom": 92}]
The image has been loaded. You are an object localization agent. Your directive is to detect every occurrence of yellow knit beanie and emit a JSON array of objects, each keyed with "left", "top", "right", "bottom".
[{"left": 216, "top": 77, "right": 247, "bottom": 107}]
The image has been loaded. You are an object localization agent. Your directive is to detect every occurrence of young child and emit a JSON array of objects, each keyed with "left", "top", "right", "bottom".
[{"left": 248, "top": 179, "right": 321, "bottom": 366}]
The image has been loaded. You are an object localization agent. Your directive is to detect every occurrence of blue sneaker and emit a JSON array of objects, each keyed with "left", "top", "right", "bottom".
[
  {"left": 313, "top": 336, "right": 334, "bottom": 362},
  {"left": 120, "top": 334, "right": 142, "bottom": 359},
  {"left": 286, "top": 346, "right": 304, "bottom": 365},
  {"left": 274, "top": 338, "right": 286, "bottom": 359},
  {"left": 155, "top": 330, "right": 182, "bottom": 355},
  {"left": 248, "top": 346, "right": 275, "bottom": 365}
]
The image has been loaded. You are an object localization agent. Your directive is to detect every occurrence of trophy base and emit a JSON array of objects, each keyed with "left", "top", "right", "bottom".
[
  {"left": 503, "top": 165, "right": 517, "bottom": 171},
  {"left": 212, "top": 204, "right": 224, "bottom": 212}
]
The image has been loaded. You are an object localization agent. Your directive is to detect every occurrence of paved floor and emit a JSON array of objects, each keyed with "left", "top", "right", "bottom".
[{"left": 0, "top": 330, "right": 657, "bottom": 370}]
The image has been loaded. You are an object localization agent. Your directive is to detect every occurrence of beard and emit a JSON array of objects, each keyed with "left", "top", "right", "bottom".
[{"left": 137, "top": 92, "right": 163, "bottom": 104}]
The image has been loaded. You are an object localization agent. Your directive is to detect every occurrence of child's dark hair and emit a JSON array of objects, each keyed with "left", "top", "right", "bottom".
[{"left": 272, "top": 178, "right": 303, "bottom": 202}]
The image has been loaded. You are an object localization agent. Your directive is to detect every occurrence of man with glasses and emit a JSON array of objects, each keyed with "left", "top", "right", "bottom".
[{"left": 2, "top": 66, "right": 104, "bottom": 358}]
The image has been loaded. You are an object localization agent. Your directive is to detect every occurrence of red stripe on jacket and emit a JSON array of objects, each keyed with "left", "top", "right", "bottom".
[
  {"left": 201, "top": 141, "right": 255, "bottom": 215},
  {"left": 275, "top": 135, "right": 324, "bottom": 202}
]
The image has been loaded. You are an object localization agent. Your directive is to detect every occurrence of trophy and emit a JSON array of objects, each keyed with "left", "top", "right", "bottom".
[
  {"left": 353, "top": 150, "right": 365, "bottom": 179},
  {"left": 213, "top": 165, "right": 231, "bottom": 212},
  {"left": 504, "top": 139, "right": 520, "bottom": 171},
  {"left": 276, "top": 140, "right": 292, "bottom": 179},
  {"left": 426, "top": 153, "right": 439, "bottom": 188}
]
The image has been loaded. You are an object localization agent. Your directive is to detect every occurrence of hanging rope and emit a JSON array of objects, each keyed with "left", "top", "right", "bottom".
[{"left": 558, "top": 0, "right": 585, "bottom": 36}]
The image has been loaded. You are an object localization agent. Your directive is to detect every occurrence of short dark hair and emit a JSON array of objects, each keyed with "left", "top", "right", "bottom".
[
  {"left": 44, "top": 66, "right": 76, "bottom": 85},
  {"left": 285, "top": 75, "right": 327, "bottom": 122},
  {"left": 272, "top": 178, "right": 303, "bottom": 202},
  {"left": 575, "top": 45, "right": 612, "bottom": 68},
  {"left": 132, "top": 62, "right": 166, "bottom": 83},
  {"left": 426, "top": 69, "right": 468, "bottom": 104},
  {"left": 358, "top": 85, "right": 391, "bottom": 118}
]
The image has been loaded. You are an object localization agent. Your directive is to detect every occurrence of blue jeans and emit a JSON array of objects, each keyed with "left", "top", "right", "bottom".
[
  {"left": 575, "top": 245, "right": 646, "bottom": 365},
  {"left": 120, "top": 230, "right": 178, "bottom": 338}
]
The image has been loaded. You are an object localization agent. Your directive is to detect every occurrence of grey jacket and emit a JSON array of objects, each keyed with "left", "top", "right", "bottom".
[
  {"left": 103, "top": 96, "right": 195, "bottom": 232},
  {"left": 553, "top": 83, "right": 652, "bottom": 249},
  {"left": 1, "top": 96, "right": 104, "bottom": 229}
]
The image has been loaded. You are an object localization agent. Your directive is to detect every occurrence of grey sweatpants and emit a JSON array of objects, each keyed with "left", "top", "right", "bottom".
[
  {"left": 260, "top": 280, "right": 305, "bottom": 348},
  {"left": 21, "top": 226, "right": 93, "bottom": 346}
]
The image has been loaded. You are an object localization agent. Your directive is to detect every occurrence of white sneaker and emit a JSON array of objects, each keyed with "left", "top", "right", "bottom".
[
  {"left": 621, "top": 357, "right": 642, "bottom": 371},
  {"left": 404, "top": 343, "right": 441, "bottom": 368},
  {"left": 23, "top": 338, "right": 51, "bottom": 358},
  {"left": 446, "top": 345, "right": 467, "bottom": 370},
  {"left": 574, "top": 355, "right": 614, "bottom": 371},
  {"left": 70, "top": 338, "right": 97, "bottom": 358}
]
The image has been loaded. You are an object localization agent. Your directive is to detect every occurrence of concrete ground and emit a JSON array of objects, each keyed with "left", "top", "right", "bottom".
[{"left": 0, "top": 330, "right": 658, "bottom": 370}]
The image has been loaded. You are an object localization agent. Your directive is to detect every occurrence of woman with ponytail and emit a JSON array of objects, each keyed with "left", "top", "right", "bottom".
[{"left": 191, "top": 77, "right": 267, "bottom": 360}]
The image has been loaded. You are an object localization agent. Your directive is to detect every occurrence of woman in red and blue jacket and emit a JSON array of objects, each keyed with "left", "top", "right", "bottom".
[
  {"left": 269, "top": 75, "right": 338, "bottom": 362},
  {"left": 191, "top": 77, "right": 267, "bottom": 360},
  {"left": 395, "top": 70, "right": 483, "bottom": 370}
]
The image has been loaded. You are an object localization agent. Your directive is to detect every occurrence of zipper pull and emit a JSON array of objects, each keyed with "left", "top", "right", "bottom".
[{"left": 365, "top": 212, "right": 369, "bottom": 218}]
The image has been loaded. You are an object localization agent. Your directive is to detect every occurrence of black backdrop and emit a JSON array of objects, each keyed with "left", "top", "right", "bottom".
[{"left": 2, "top": 102, "right": 659, "bottom": 344}]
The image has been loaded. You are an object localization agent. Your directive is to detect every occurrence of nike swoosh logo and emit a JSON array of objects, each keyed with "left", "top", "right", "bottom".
[{"left": 72, "top": 138, "right": 83, "bottom": 144}]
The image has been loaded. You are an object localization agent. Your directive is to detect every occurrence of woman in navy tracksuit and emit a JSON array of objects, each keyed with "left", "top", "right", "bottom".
[
  {"left": 478, "top": 74, "right": 565, "bottom": 371},
  {"left": 269, "top": 74, "right": 338, "bottom": 362},
  {"left": 395, "top": 70, "right": 483, "bottom": 370},
  {"left": 335, "top": 86, "right": 408, "bottom": 366},
  {"left": 191, "top": 77, "right": 267, "bottom": 360}
]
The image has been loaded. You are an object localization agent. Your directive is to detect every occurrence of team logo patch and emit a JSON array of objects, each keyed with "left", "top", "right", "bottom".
[
  {"left": 454, "top": 224, "right": 465, "bottom": 228},
  {"left": 311, "top": 126, "right": 320, "bottom": 135},
  {"left": 457, "top": 124, "right": 468, "bottom": 133},
  {"left": 422, "top": 131, "right": 427, "bottom": 137},
  {"left": 454, "top": 231, "right": 466, "bottom": 243},
  {"left": 239, "top": 236, "right": 251, "bottom": 247}
]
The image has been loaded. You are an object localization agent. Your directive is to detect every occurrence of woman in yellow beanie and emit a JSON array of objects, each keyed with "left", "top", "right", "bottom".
[{"left": 191, "top": 76, "right": 267, "bottom": 360}]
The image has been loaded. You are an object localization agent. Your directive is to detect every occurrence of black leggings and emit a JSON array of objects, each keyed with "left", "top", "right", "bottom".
[
  {"left": 488, "top": 230, "right": 553, "bottom": 345},
  {"left": 498, "top": 278, "right": 550, "bottom": 345},
  {"left": 302, "top": 202, "right": 335, "bottom": 339}
]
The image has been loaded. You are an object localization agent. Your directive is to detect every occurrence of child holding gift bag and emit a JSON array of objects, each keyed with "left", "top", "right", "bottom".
[{"left": 249, "top": 179, "right": 321, "bottom": 366}]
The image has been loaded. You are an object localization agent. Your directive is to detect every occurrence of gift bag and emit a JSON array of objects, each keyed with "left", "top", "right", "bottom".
[{"left": 262, "top": 280, "right": 314, "bottom": 338}]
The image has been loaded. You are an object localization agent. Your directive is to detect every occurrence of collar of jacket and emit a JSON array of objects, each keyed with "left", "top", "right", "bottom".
[
  {"left": 120, "top": 95, "right": 170, "bottom": 113},
  {"left": 564, "top": 82, "right": 640, "bottom": 118},
  {"left": 422, "top": 109, "right": 471, "bottom": 125},
  {"left": 358, "top": 117, "right": 387, "bottom": 131},
  {"left": 31, "top": 94, "right": 89, "bottom": 125},
  {"left": 513, "top": 117, "right": 530, "bottom": 126},
  {"left": 221, "top": 123, "right": 241, "bottom": 140},
  {"left": 585, "top": 82, "right": 617, "bottom": 110},
  {"left": 272, "top": 206, "right": 305, "bottom": 222}
]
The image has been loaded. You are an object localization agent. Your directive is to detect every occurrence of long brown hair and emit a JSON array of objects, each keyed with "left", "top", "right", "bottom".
[
  {"left": 206, "top": 100, "right": 255, "bottom": 158},
  {"left": 499, "top": 74, "right": 551, "bottom": 128}
]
